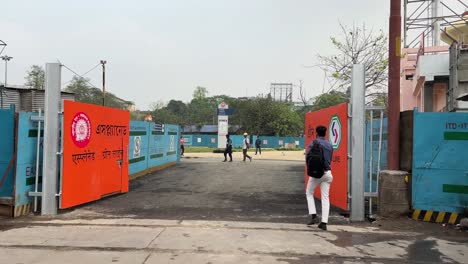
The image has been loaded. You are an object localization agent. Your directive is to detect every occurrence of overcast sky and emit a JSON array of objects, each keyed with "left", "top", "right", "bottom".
[{"left": 1, "top": 0, "right": 390, "bottom": 110}]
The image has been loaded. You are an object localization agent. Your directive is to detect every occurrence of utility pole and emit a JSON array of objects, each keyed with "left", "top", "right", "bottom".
[
  {"left": 101, "top": 60, "right": 107, "bottom": 106},
  {"left": 387, "top": 0, "right": 401, "bottom": 170}
]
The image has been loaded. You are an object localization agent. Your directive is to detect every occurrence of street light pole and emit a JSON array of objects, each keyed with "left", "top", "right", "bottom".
[
  {"left": 1, "top": 55, "right": 12, "bottom": 109},
  {"left": 1, "top": 55, "right": 13, "bottom": 87},
  {"left": 101, "top": 60, "right": 107, "bottom": 106}
]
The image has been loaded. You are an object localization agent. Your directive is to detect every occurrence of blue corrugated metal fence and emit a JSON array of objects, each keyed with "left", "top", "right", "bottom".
[{"left": 412, "top": 110, "right": 468, "bottom": 214}]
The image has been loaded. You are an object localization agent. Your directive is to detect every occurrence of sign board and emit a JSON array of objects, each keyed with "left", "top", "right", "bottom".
[
  {"left": 62, "top": 101, "right": 130, "bottom": 209},
  {"left": 217, "top": 101, "right": 229, "bottom": 148},
  {"left": 304, "top": 103, "right": 348, "bottom": 211},
  {"left": 169, "top": 135, "right": 175, "bottom": 151},
  {"left": 218, "top": 102, "right": 228, "bottom": 109},
  {"left": 329, "top": 115, "right": 342, "bottom": 150},
  {"left": 217, "top": 108, "right": 235, "bottom": 116},
  {"left": 133, "top": 136, "right": 141, "bottom": 158},
  {"left": 154, "top": 123, "right": 165, "bottom": 133}
]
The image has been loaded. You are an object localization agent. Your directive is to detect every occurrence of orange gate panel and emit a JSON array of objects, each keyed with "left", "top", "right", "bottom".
[
  {"left": 304, "top": 103, "right": 348, "bottom": 211},
  {"left": 61, "top": 101, "right": 130, "bottom": 209}
]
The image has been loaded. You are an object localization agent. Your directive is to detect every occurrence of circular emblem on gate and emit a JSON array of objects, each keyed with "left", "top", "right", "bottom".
[
  {"left": 71, "top": 112, "right": 91, "bottom": 148},
  {"left": 328, "top": 115, "right": 342, "bottom": 150}
]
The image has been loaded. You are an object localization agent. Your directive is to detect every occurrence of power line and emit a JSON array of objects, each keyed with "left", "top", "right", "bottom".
[
  {"left": 61, "top": 63, "right": 101, "bottom": 86},
  {"left": 61, "top": 63, "right": 100, "bottom": 90}
]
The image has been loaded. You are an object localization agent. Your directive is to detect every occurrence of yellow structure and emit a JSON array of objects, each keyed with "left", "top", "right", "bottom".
[{"left": 441, "top": 12, "right": 468, "bottom": 44}]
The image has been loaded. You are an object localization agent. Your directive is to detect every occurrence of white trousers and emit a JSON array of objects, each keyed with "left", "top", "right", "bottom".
[{"left": 306, "top": 171, "right": 333, "bottom": 223}]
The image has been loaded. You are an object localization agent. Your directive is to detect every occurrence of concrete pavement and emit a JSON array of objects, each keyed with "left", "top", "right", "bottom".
[
  {"left": 0, "top": 157, "right": 466, "bottom": 263},
  {"left": 1, "top": 218, "right": 467, "bottom": 264}
]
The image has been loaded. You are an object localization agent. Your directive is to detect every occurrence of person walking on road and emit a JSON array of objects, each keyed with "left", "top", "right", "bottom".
[
  {"left": 180, "top": 136, "right": 185, "bottom": 157},
  {"left": 242, "top": 132, "right": 252, "bottom": 162},
  {"left": 255, "top": 136, "right": 262, "bottom": 155},
  {"left": 223, "top": 134, "right": 233, "bottom": 162},
  {"left": 305, "top": 125, "right": 333, "bottom": 231}
]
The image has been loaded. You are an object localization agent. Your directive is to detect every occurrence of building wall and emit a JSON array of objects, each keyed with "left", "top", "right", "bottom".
[
  {"left": 401, "top": 48, "right": 418, "bottom": 111},
  {"left": 433, "top": 83, "right": 447, "bottom": 112},
  {"left": 400, "top": 46, "right": 450, "bottom": 112}
]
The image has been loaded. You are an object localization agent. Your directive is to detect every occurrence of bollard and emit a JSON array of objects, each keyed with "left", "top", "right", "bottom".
[{"left": 378, "top": 170, "right": 410, "bottom": 217}]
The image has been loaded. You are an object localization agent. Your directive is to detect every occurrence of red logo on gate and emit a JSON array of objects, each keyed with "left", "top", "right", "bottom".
[{"left": 71, "top": 112, "right": 91, "bottom": 148}]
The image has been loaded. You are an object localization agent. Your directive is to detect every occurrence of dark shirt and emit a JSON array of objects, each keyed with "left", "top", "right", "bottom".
[
  {"left": 306, "top": 137, "right": 333, "bottom": 171},
  {"left": 255, "top": 139, "right": 261, "bottom": 147},
  {"left": 226, "top": 138, "right": 232, "bottom": 148}
]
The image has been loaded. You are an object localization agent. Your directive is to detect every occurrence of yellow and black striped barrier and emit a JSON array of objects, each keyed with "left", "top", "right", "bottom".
[{"left": 412, "top": 209, "right": 461, "bottom": 225}]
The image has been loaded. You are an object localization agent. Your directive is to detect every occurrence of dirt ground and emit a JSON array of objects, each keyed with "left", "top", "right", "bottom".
[{"left": 183, "top": 149, "right": 306, "bottom": 161}]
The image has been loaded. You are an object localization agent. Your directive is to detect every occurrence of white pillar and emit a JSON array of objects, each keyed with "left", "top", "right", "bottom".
[
  {"left": 41, "top": 63, "right": 61, "bottom": 215},
  {"left": 350, "top": 64, "right": 365, "bottom": 222}
]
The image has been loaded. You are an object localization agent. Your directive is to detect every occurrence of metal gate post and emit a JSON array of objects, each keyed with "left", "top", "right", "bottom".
[
  {"left": 350, "top": 64, "right": 365, "bottom": 222},
  {"left": 41, "top": 63, "right": 61, "bottom": 215}
]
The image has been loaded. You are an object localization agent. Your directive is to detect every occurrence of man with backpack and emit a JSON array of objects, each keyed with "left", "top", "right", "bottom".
[{"left": 305, "top": 125, "right": 333, "bottom": 231}]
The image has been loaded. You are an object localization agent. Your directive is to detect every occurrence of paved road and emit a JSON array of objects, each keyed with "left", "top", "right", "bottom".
[
  {"left": 63, "top": 157, "right": 342, "bottom": 224},
  {"left": 1, "top": 158, "right": 467, "bottom": 263}
]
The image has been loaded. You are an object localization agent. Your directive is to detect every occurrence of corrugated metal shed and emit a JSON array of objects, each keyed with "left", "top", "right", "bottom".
[
  {"left": 0, "top": 89, "right": 21, "bottom": 110},
  {"left": 20, "top": 90, "right": 33, "bottom": 112},
  {"left": 0, "top": 87, "right": 75, "bottom": 112},
  {"left": 31, "top": 90, "right": 45, "bottom": 112}
]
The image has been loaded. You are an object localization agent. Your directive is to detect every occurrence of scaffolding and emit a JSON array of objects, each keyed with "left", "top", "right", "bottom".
[
  {"left": 404, "top": 0, "right": 468, "bottom": 48},
  {"left": 270, "top": 83, "right": 293, "bottom": 102}
]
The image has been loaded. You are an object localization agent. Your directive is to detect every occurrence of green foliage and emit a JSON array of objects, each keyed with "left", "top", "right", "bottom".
[
  {"left": 184, "top": 147, "right": 220, "bottom": 153},
  {"left": 130, "top": 111, "right": 149, "bottom": 121},
  {"left": 275, "top": 147, "right": 303, "bottom": 151},
  {"left": 317, "top": 23, "right": 388, "bottom": 94},
  {"left": 309, "top": 91, "right": 348, "bottom": 112},
  {"left": 193, "top": 86, "right": 208, "bottom": 100},
  {"left": 149, "top": 87, "right": 304, "bottom": 136},
  {"left": 25, "top": 65, "right": 45, "bottom": 89},
  {"left": 64, "top": 76, "right": 132, "bottom": 110}
]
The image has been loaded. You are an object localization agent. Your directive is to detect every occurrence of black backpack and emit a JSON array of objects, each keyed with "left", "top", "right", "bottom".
[{"left": 306, "top": 140, "right": 325, "bottom": 178}]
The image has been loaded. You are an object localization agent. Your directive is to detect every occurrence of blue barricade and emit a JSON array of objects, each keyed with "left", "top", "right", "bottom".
[
  {"left": 364, "top": 118, "right": 388, "bottom": 193},
  {"left": 412, "top": 110, "right": 468, "bottom": 213},
  {"left": 128, "top": 121, "right": 181, "bottom": 175},
  {"left": 0, "top": 105, "right": 16, "bottom": 197}
]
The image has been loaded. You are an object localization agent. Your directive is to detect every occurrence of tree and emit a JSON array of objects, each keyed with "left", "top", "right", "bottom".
[
  {"left": 64, "top": 76, "right": 131, "bottom": 109},
  {"left": 166, "top": 100, "right": 188, "bottom": 115},
  {"left": 317, "top": 23, "right": 388, "bottom": 95},
  {"left": 193, "top": 86, "right": 208, "bottom": 100},
  {"left": 231, "top": 97, "right": 303, "bottom": 136},
  {"left": 25, "top": 65, "right": 45, "bottom": 89},
  {"left": 64, "top": 76, "right": 94, "bottom": 103},
  {"left": 297, "top": 80, "right": 308, "bottom": 106},
  {"left": 149, "top": 100, "right": 166, "bottom": 111},
  {"left": 310, "top": 91, "right": 347, "bottom": 111},
  {"left": 270, "top": 103, "right": 303, "bottom": 136}
]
